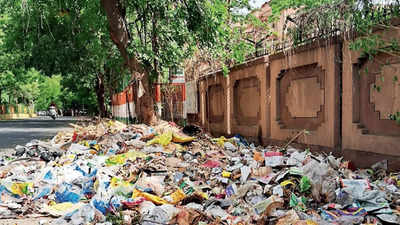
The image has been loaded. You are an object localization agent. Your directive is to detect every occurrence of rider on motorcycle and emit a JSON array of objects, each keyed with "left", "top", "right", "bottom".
[{"left": 48, "top": 103, "right": 58, "bottom": 120}]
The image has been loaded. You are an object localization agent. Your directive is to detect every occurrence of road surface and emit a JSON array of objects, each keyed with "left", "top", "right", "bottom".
[{"left": 0, "top": 117, "right": 78, "bottom": 152}]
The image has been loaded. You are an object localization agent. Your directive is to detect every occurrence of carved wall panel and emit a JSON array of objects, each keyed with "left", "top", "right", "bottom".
[
  {"left": 276, "top": 63, "right": 325, "bottom": 130},
  {"left": 286, "top": 77, "right": 325, "bottom": 118},
  {"left": 354, "top": 54, "right": 400, "bottom": 136},
  {"left": 207, "top": 84, "right": 225, "bottom": 123},
  {"left": 233, "top": 77, "right": 260, "bottom": 125},
  {"left": 370, "top": 64, "right": 400, "bottom": 120}
]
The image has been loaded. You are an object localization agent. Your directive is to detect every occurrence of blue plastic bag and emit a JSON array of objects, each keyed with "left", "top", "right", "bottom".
[
  {"left": 55, "top": 183, "right": 81, "bottom": 203},
  {"left": 34, "top": 186, "right": 52, "bottom": 200}
]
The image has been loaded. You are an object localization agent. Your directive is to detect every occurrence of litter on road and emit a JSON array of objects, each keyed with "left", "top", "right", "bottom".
[{"left": 0, "top": 119, "right": 399, "bottom": 225}]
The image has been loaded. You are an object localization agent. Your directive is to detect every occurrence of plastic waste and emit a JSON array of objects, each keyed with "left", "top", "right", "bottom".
[
  {"left": 135, "top": 176, "right": 166, "bottom": 196},
  {"left": 300, "top": 176, "right": 311, "bottom": 192},
  {"left": 2, "top": 119, "right": 400, "bottom": 225},
  {"left": 202, "top": 160, "right": 221, "bottom": 168},
  {"left": 376, "top": 214, "right": 400, "bottom": 224},
  {"left": 276, "top": 210, "right": 300, "bottom": 225},
  {"left": 140, "top": 202, "right": 179, "bottom": 225},
  {"left": 55, "top": 183, "right": 81, "bottom": 203},
  {"left": 43, "top": 202, "right": 85, "bottom": 217},
  {"left": 265, "top": 152, "right": 286, "bottom": 167},
  {"left": 8, "top": 182, "right": 33, "bottom": 196},
  {"left": 240, "top": 166, "right": 251, "bottom": 184},
  {"left": 290, "top": 193, "right": 307, "bottom": 211},
  {"left": 105, "top": 151, "right": 146, "bottom": 165},
  {"left": 69, "top": 204, "right": 96, "bottom": 225},
  {"left": 252, "top": 166, "right": 272, "bottom": 177},
  {"left": 273, "top": 185, "right": 284, "bottom": 197},
  {"left": 132, "top": 189, "right": 169, "bottom": 205},
  {"left": 206, "top": 205, "right": 230, "bottom": 220},
  {"left": 34, "top": 186, "right": 52, "bottom": 200},
  {"left": 172, "top": 133, "right": 195, "bottom": 143},
  {"left": 224, "top": 142, "right": 237, "bottom": 151},
  {"left": 146, "top": 131, "right": 173, "bottom": 147},
  {"left": 253, "top": 195, "right": 284, "bottom": 215}
]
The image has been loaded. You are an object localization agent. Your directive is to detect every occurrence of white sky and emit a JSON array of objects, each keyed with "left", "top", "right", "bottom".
[{"left": 249, "top": 0, "right": 267, "bottom": 9}]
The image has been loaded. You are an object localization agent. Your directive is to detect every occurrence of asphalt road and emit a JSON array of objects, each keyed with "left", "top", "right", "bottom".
[{"left": 0, "top": 116, "right": 77, "bottom": 151}]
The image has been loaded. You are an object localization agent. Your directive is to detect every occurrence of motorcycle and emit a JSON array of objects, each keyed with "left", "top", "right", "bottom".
[{"left": 49, "top": 106, "right": 58, "bottom": 120}]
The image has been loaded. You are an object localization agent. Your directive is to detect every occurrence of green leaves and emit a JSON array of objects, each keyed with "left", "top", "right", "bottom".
[{"left": 389, "top": 112, "right": 400, "bottom": 125}]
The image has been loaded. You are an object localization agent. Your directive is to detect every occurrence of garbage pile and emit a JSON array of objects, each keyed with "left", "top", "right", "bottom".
[{"left": 0, "top": 119, "right": 399, "bottom": 225}]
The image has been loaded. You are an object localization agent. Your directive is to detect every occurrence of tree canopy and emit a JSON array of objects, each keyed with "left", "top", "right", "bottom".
[
  {"left": 0, "top": 0, "right": 262, "bottom": 119},
  {"left": 0, "top": 0, "right": 129, "bottom": 115}
]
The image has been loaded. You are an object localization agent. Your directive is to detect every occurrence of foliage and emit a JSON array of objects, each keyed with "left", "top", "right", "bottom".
[
  {"left": 389, "top": 112, "right": 400, "bottom": 125},
  {"left": 35, "top": 75, "right": 63, "bottom": 111},
  {"left": 103, "top": 0, "right": 260, "bottom": 80},
  {"left": 0, "top": 0, "right": 128, "bottom": 115}
]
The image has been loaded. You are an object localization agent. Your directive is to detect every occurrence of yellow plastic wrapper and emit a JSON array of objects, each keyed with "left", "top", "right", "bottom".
[
  {"left": 44, "top": 202, "right": 84, "bottom": 216},
  {"left": 306, "top": 220, "right": 318, "bottom": 225},
  {"left": 106, "top": 151, "right": 147, "bottom": 165},
  {"left": 212, "top": 136, "right": 229, "bottom": 147},
  {"left": 172, "top": 133, "right": 195, "bottom": 143},
  {"left": 107, "top": 120, "right": 114, "bottom": 127},
  {"left": 222, "top": 171, "right": 232, "bottom": 178},
  {"left": 110, "top": 177, "right": 134, "bottom": 195},
  {"left": 131, "top": 189, "right": 169, "bottom": 205},
  {"left": 82, "top": 140, "right": 89, "bottom": 147},
  {"left": 59, "top": 154, "right": 76, "bottom": 165},
  {"left": 92, "top": 144, "right": 100, "bottom": 151},
  {"left": 280, "top": 180, "right": 296, "bottom": 187},
  {"left": 196, "top": 191, "right": 209, "bottom": 200},
  {"left": 146, "top": 131, "right": 173, "bottom": 147},
  {"left": 169, "top": 189, "right": 186, "bottom": 204},
  {"left": 165, "top": 143, "right": 185, "bottom": 153},
  {"left": 10, "top": 182, "right": 33, "bottom": 196}
]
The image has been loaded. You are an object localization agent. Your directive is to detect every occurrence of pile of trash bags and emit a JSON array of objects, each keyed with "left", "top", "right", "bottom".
[{"left": 0, "top": 119, "right": 399, "bottom": 225}]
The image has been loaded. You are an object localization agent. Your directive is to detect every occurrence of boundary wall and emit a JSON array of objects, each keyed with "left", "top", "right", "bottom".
[{"left": 192, "top": 35, "right": 400, "bottom": 170}]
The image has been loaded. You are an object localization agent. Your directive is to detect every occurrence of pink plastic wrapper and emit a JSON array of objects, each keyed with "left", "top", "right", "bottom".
[{"left": 202, "top": 160, "right": 221, "bottom": 168}]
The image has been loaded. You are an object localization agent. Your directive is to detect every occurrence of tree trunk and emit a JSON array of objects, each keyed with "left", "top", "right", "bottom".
[
  {"left": 96, "top": 73, "right": 107, "bottom": 118},
  {"left": 101, "top": 0, "right": 157, "bottom": 125},
  {"left": 169, "top": 98, "right": 174, "bottom": 122}
]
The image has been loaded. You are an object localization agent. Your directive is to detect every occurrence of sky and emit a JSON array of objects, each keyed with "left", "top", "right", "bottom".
[
  {"left": 235, "top": 0, "right": 266, "bottom": 14},
  {"left": 249, "top": 0, "right": 267, "bottom": 9}
]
